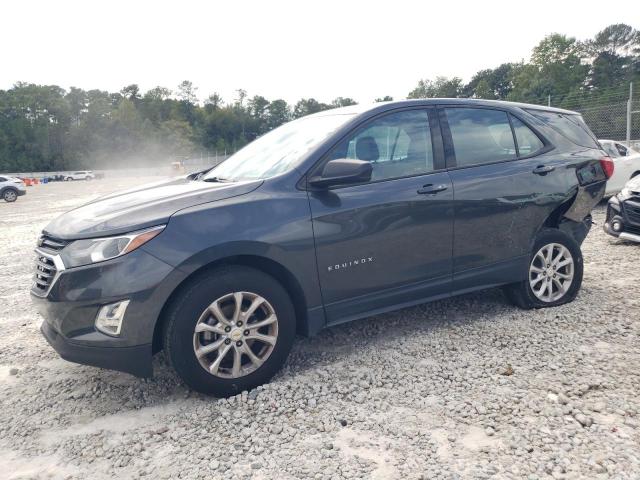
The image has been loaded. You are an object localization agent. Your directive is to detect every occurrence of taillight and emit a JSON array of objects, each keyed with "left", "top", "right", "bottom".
[{"left": 599, "top": 156, "right": 614, "bottom": 179}]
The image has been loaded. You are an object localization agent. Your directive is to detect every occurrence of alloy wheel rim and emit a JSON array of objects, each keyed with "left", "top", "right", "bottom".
[
  {"left": 5, "top": 191, "right": 16, "bottom": 201},
  {"left": 193, "top": 291, "right": 278, "bottom": 379},
  {"left": 529, "top": 242, "right": 574, "bottom": 302}
]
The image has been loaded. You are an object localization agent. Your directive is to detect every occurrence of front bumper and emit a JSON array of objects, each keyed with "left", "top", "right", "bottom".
[
  {"left": 31, "top": 247, "right": 186, "bottom": 377},
  {"left": 17, "top": 188, "right": 26, "bottom": 196},
  {"left": 41, "top": 319, "right": 153, "bottom": 377},
  {"left": 603, "top": 195, "right": 640, "bottom": 243}
]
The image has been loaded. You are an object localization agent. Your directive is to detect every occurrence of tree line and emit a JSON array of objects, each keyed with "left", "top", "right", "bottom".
[{"left": 1, "top": 23, "right": 638, "bottom": 173}]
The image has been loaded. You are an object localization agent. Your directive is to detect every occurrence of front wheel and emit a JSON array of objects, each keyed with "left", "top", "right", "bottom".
[
  {"left": 163, "top": 266, "right": 296, "bottom": 396},
  {"left": 504, "top": 229, "right": 583, "bottom": 309},
  {"left": 65, "top": 177, "right": 73, "bottom": 181},
  {"left": 3, "top": 189, "right": 17, "bottom": 202}
]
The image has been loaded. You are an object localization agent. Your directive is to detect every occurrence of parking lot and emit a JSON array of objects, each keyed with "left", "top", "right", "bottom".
[{"left": 0, "top": 177, "right": 638, "bottom": 479}]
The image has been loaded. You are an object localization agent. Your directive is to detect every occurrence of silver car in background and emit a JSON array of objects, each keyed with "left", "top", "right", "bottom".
[{"left": 0, "top": 175, "right": 27, "bottom": 202}]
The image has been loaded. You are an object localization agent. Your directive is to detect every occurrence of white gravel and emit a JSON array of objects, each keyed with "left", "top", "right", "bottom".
[{"left": 0, "top": 178, "right": 639, "bottom": 479}]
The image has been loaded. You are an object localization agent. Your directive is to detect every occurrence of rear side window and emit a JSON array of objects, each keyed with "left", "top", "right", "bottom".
[
  {"left": 525, "top": 110, "right": 599, "bottom": 149},
  {"left": 510, "top": 116, "right": 544, "bottom": 156},
  {"left": 445, "top": 108, "right": 516, "bottom": 167},
  {"left": 0, "top": 177, "right": 6, "bottom": 182}
]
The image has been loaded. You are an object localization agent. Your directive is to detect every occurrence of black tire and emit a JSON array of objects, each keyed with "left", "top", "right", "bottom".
[
  {"left": 3, "top": 188, "right": 18, "bottom": 202},
  {"left": 504, "top": 228, "right": 583, "bottom": 310},
  {"left": 163, "top": 266, "right": 296, "bottom": 396},
  {"left": 65, "top": 177, "right": 73, "bottom": 181}
]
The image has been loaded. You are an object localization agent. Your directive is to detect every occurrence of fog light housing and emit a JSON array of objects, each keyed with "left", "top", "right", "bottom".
[
  {"left": 612, "top": 220, "right": 622, "bottom": 232},
  {"left": 95, "top": 300, "right": 130, "bottom": 336}
]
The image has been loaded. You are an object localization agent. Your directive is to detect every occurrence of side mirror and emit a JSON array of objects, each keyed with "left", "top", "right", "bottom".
[{"left": 308, "top": 159, "right": 372, "bottom": 188}]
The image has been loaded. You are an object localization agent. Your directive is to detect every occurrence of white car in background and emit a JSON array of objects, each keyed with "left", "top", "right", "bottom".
[
  {"left": 0, "top": 175, "right": 27, "bottom": 202},
  {"left": 599, "top": 140, "right": 640, "bottom": 196},
  {"left": 65, "top": 170, "right": 95, "bottom": 181}
]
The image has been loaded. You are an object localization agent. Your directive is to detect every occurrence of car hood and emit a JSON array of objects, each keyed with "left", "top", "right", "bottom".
[
  {"left": 43, "top": 177, "right": 263, "bottom": 240},
  {"left": 625, "top": 175, "right": 640, "bottom": 191}
]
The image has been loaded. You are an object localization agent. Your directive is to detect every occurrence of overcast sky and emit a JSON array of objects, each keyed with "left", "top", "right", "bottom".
[{"left": 1, "top": 0, "right": 634, "bottom": 104}]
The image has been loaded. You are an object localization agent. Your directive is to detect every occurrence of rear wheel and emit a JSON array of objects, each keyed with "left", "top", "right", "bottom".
[
  {"left": 504, "top": 229, "right": 583, "bottom": 309},
  {"left": 3, "top": 189, "right": 17, "bottom": 202},
  {"left": 65, "top": 177, "right": 73, "bottom": 181},
  {"left": 163, "top": 266, "right": 296, "bottom": 396}
]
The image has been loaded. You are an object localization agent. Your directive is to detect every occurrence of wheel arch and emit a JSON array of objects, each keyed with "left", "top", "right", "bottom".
[
  {"left": 535, "top": 192, "right": 591, "bottom": 248},
  {"left": 152, "top": 254, "right": 310, "bottom": 353},
  {"left": 1, "top": 186, "right": 18, "bottom": 198}
]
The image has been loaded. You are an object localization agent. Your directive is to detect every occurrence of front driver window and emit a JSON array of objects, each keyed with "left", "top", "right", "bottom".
[{"left": 328, "top": 110, "right": 434, "bottom": 182}]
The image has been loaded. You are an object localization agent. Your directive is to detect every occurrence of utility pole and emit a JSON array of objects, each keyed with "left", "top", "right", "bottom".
[
  {"left": 548, "top": 94, "right": 551, "bottom": 107},
  {"left": 627, "top": 83, "right": 633, "bottom": 147}
]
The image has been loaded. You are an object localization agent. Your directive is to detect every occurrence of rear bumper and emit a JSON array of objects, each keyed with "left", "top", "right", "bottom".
[
  {"left": 41, "top": 319, "right": 153, "bottom": 377},
  {"left": 17, "top": 189, "right": 26, "bottom": 196}
]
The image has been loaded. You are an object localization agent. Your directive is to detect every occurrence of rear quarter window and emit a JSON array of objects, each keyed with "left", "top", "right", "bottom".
[{"left": 525, "top": 109, "right": 599, "bottom": 149}]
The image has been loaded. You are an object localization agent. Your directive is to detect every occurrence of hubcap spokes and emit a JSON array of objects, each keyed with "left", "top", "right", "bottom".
[
  {"left": 529, "top": 243, "right": 574, "bottom": 302},
  {"left": 193, "top": 291, "right": 278, "bottom": 378}
]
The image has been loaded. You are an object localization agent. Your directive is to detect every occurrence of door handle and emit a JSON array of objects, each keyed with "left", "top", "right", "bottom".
[
  {"left": 417, "top": 184, "right": 448, "bottom": 195},
  {"left": 532, "top": 165, "right": 555, "bottom": 175}
]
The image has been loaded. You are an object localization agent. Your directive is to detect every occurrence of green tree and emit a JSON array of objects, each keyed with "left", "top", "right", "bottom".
[
  {"left": 408, "top": 76, "right": 463, "bottom": 98},
  {"left": 177, "top": 80, "right": 198, "bottom": 103},
  {"left": 120, "top": 84, "right": 141, "bottom": 103},
  {"left": 266, "top": 99, "right": 290, "bottom": 129},
  {"left": 292, "top": 98, "right": 331, "bottom": 118},
  {"left": 508, "top": 34, "right": 588, "bottom": 102},
  {"left": 474, "top": 79, "right": 493, "bottom": 99},
  {"left": 331, "top": 97, "right": 357, "bottom": 107}
]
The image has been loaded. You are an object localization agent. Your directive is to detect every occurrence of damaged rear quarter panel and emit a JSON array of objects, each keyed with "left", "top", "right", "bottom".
[{"left": 562, "top": 154, "right": 607, "bottom": 223}]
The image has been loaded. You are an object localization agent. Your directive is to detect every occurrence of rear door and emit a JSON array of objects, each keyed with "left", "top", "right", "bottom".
[
  {"left": 440, "top": 106, "right": 573, "bottom": 291},
  {"left": 308, "top": 108, "right": 454, "bottom": 323}
]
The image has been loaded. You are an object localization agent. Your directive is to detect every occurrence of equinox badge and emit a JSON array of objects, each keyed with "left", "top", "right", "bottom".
[{"left": 327, "top": 256, "right": 374, "bottom": 272}]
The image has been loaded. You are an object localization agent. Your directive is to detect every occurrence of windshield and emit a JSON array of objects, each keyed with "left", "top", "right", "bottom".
[
  {"left": 600, "top": 141, "right": 619, "bottom": 158},
  {"left": 203, "top": 113, "right": 356, "bottom": 182}
]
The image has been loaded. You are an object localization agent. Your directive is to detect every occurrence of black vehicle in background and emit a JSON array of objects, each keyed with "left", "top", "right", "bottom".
[
  {"left": 604, "top": 175, "right": 640, "bottom": 243},
  {"left": 31, "top": 99, "right": 611, "bottom": 396}
]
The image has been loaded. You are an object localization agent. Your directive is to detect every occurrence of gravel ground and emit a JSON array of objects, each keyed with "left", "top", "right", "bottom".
[{"left": 0, "top": 178, "right": 639, "bottom": 480}]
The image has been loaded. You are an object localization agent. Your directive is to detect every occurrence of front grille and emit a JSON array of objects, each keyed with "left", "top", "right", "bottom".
[
  {"left": 32, "top": 253, "right": 57, "bottom": 295},
  {"left": 626, "top": 224, "right": 640, "bottom": 236},
  {"left": 625, "top": 202, "right": 640, "bottom": 224}
]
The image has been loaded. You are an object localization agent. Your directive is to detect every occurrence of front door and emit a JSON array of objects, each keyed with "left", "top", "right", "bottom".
[{"left": 307, "top": 108, "right": 454, "bottom": 323}]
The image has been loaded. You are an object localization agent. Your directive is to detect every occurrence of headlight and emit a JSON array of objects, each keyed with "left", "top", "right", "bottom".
[
  {"left": 60, "top": 225, "right": 165, "bottom": 268},
  {"left": 619, "top": 187, "right": 631, "bottom": 200}
]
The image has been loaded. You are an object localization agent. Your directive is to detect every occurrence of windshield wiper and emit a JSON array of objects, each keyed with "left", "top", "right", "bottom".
[{"left": 202, "top": 176, "right": 233, "bottom": 183}]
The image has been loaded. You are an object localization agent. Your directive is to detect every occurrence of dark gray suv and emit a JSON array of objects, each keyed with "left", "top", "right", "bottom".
[{"left": 31, "top": 99, "right": 611, "bottom": 396}]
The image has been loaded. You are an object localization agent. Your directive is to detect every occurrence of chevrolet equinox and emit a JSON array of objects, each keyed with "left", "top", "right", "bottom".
[{"left": 31, "top": 99, "right": 611, "bottom": 396}]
